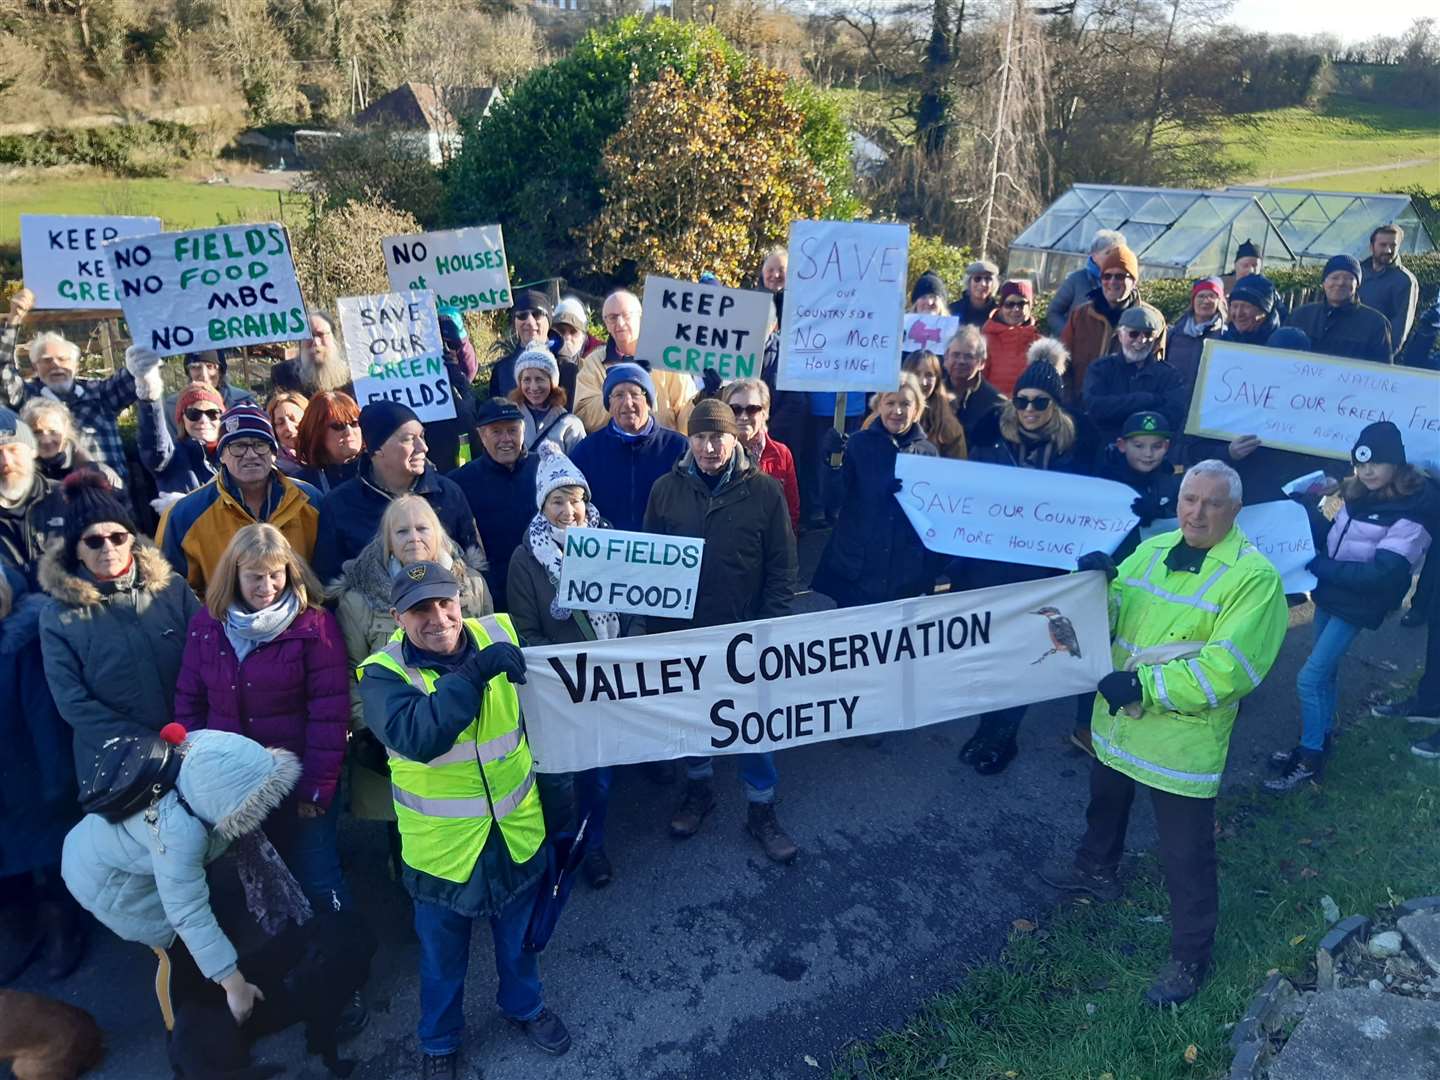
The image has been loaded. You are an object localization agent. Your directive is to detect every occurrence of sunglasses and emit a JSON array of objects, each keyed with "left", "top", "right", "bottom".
[
  {"left": 1101, "top": 272, "right": 1133, "bottom": 283},
  {"left": 328, "top": 420, "right": 360, "bottom": 432},
  {"left": 184, "top": 407, "right": 221, "bottom": 422},
  {"left": 1001, "top": 299, "right": 1030, "bottom": 309},
  {"left": 1120, "top": 327, "right": 1155, "bottom": 341},
  {"left": 1015, "top": 395, "right": 1052, "bottom": 411},
  {"left": 81, "top": 531, "right": 131, "bottom": 550},
  {"left": 730, "top": 404, "right": 764, "bottom": 418},
  {"left": 513, "top": 309, "right": 545, "bottom": 320}
]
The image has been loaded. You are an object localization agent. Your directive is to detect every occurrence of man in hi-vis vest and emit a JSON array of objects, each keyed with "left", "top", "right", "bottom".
[{"left": 359, "top": 561, "right": 571, "bottom": 1079}]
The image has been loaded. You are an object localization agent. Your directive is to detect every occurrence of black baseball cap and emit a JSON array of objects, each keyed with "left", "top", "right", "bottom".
[
  {"left": 476, "top": 397, "right": 524, "bottom": 427},
  {"left": 390, "top": 560, "right": 460, "bottom": 612}
]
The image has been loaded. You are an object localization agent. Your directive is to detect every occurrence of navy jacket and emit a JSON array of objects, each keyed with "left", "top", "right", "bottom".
[
  {"left": 811, "top": 423, "right": 938, "bottom": 608},
  {"left": 1289, "top": 299, "right": 1392, "bottom": 364},
  {"left": 449, "top": 450, "right": 542, "bottom": 612},
  {"left": 313, "top": 458, "right": 480, "bottom": 583},
  {"left": 137, "top": 398, "right": 218, "bottom": 496},
  {"left": 570, "top": 421, "right": 689, "bottom": 534},
  {"left": 1081, "top": 350, "right": 1190, "bottom": 448},
  {"left": 1097, "top": 447, "right": 1183, "bottom": 562}
]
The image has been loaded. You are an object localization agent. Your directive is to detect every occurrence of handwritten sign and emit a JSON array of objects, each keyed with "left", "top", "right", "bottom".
[
  {"left": 903, "top": 314, "right": 960, "bottom": 353},
  {"left": 1140, "top": 501, "right": 1317, "bottom": 593},
  {"left": 776, "top": 220, "right": 909, "bottom": 393},
  {"left": 558, "top": 527, "right": 704, "bottom": 619},
  {"left": 21, "top": 214, "right": 162, "bottom": 310},
  {"left": 1186, "top": 340, "right": 1440, "bottom": 468},
  {"left": 636, "top": 275, "right": 771, "bottom": 381},
  {"left": 383, "top": 226, "right": 511, "bottom": 313},
  {"left": 894, "top": 456, "right": 1139, "bottom": 569},
  {"left": 337, "top": 290, "right": 455, "bottom": 423},
  {"left": 103, "top": 223, "right": 308, "bottom": 357}
]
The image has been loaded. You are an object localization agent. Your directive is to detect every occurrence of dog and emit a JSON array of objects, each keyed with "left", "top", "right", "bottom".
[{"left": 0, "top": 988, "right": 104, "bottom": 1080}]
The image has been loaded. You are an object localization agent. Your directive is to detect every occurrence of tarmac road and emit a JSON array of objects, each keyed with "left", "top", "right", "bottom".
[{"left": 15, "top": 534, "right": 1427, "bottom": 1080}]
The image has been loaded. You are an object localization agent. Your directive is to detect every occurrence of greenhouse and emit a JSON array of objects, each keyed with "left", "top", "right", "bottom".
[{"left": 1007, "top": 184, "right": 1435, "bottom": 291}]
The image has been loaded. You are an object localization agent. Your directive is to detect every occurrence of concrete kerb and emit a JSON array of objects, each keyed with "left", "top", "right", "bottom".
[
  {"left": 1227, "top": 971, "right": 1299, "bottom": 1078},
  {"left": 1396, "top": 896, "right": 1440, "bottom": 918},
  {"left": 1315, "top": 914, "right": 1371, "bottom": 991}
]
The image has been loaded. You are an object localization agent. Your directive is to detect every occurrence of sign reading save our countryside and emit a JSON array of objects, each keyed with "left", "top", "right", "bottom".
[
  {"left": 1187, "top": 340, "right": 1440, "bottom": 467},
  {"left": 20, "top": 214, "right": 162, "bottom": 311},
  {"left": 776, "top": 220, "right": 910, "bottom": 393},
  {"left": 636, "top": 275, "right": 772, "bottom": 381},
  {"left": 337, "top": 290, "right": 455, "bottom": 423},
  {"left": 383, "top": 226, "right": 512, "bottom": 313},
  {"left": 103, "top": 223, "right": 309, "bottom": 357}
]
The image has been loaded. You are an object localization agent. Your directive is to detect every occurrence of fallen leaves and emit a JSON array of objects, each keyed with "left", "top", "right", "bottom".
[
  {"left": 1012, "top": 918, "right": 1037, "bottom": 933},
  {"left": 1183, "top": 1043, "right": 1199, "bottom": 1065},
  {"left": 1289, "top": 933, "right": 1308, "bottom": 946},
  {"left": 803, "top": 1054, "right": 818, "bottom": 1068}
]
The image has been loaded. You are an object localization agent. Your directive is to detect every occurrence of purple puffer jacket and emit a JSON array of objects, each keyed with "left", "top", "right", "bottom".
[{"left": 173, "top": 605, "right": 349, "bottom": 808}]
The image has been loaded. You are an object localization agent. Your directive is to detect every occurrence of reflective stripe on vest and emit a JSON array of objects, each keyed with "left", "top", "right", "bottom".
[
  {"left": 1092, "top": 732, "right": 1222, "bottom": 787},
  {"left": 392, "top": 769, "right": 536, "bottom": 821},
  {"left": 1123, "top": 549, "right": 1223, "bottom": 614}
]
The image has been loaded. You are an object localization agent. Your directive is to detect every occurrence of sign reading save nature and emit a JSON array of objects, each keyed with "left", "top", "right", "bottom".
[
  {"left": 636, "top": 275, "right": 771, "bottom": 381},
  {"left": 776, "top": 220, "right": 909, "bottom": 393},
  {"left": 1186, "top": 340, "right": 1440, "bottom": 466},
  {"left": 894, "top": 456, "right": 1139, "bottom": 569},
  {"left": 20, "top": 214, "right": 162, "bottom": 311},
  {"left": 103, "top": 223, "right": 308, "bottom": 357},
  {"left": 518, "top": 574, "right": 1109, "bottom": 773},
  {"left": 557, "top": 526, "right": 704, "bottom": 619},
  {"left": 383, "top": 226, "right": 511, "bottom": 313},
  {"left": 337, "top": 290, "right": 455, "bottom": 423}
]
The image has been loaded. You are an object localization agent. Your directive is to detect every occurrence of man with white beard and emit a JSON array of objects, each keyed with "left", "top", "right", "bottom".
[
  {"left": 0, "top": 407, "right": 65, "bottom": 583},
  {"left": 1080, "top": 305, "right": 1189, "bottom": 449},
  {"left": 269, "top": 310, "right": 353, "bottom": 397}
]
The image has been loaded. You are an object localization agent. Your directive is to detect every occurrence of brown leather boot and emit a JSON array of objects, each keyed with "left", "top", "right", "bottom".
[
  {"left": 746, "top": 803, "right": 799, "bottom": 864},
  {"left": 669, "top": 780, "right": 715, "bottom": 838}
]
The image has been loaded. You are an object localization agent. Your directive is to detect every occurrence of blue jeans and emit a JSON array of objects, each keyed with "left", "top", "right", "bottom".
[
  {"left": 413, "top": 890, "right": 543, "bottom": 1056},
  {"left": 268, "top": 796, "right": 351, "bottom": 912},
  {"left": 1297, "top": 609, "right": 1362, "bottom": 752},
  {"left": 684, "top": 753, "right": 777, "bottom": 803},
  {"left": 575, "top": 767, "right": 611, "bottom": 852}
]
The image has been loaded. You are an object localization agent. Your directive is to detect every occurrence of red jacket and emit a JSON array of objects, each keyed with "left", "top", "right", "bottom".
[
  {"left": 174, "top": 605, "right": 350, "bottom": 808},
  {"left": 757, "top": 435, "right": 800, "bottom": 534},
  {"left": 981, "top": 314, "right": 1041, "bottom": 397}
]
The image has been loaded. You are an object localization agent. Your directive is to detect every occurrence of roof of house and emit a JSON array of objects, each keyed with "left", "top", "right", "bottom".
[{"left": 355, "top": 82, "right": 502, "bottom": 132}]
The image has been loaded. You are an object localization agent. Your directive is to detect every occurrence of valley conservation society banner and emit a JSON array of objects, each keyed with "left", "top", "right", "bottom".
[{"left": 519, "top": 573, "right": 1110, "bottom": 773}]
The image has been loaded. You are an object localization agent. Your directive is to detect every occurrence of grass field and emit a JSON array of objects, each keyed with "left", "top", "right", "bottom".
[{"left": 0, "top": 176, "right": 286, "bottom": 250}]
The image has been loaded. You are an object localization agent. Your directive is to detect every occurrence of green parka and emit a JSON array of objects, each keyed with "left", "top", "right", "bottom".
[{"left": 1092, "top": 525, "right": 1288, "bottom": 798}]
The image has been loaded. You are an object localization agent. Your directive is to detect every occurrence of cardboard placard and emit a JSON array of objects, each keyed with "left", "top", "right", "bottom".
[
  {"left": 21, "top": 214, "right": 163, "bottom": 310},
  {"left": 557, "top": 527, "right": 704, "bottom": 619},
  {"left": 337, "top": 289, "right": 455, "bottom": 423},
  {"left": 383, "top": 226, "right": 512, "bottom": 313},
  {"left": 636, "top": 275, "right": 771, "bottom": 381}
]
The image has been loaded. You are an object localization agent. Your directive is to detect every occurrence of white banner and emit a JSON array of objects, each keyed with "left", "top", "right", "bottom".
[
  {"left": 894, "top": 455, "right": 1139, "bottom": 569},
  {"left": 903, "top": 313, "right": 959, "bottom": 354},
  {"left": 1186, "top": 340, "right": 1440, "bottom": 468},
  {"left": 776, "top": 220, "right": 909, "bottom": 393},
  {"left": 20, "top": 214, "right": 162, "bottom": 310},
  {"left": 103, "top": 223, "right": 308, "bottom": 357},
  {"left": 383, "top": 226, "right": 511, "bottom": 312},
  {"left": 1140, "top": 501, "right": 1318, "bottom": 593},
  {"left": 337, "top": 289, "right": 455, "bottom": 423},
  {"left": 637, "top": 275, "right": 771, "bottom": 381},
  {"left": 557, "top": 527, "right": 703, "bottom": 619},
  {"left": 519, "top": 574, "right": 1111, "bottom": 773}
]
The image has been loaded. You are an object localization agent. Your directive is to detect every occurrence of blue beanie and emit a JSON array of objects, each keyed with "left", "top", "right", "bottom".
[
  {"left": 1267, "top": 327, "right": 1311, "bottom": 352},
  {"left": 1229, "top": 273, "right": 1277, "bottom": 315},
  {"left": 602, "top": 362, "right": 655, "bottom": 408},
  {"left": 1323, "top": 254, "right": 1362, "bottom": 284}
]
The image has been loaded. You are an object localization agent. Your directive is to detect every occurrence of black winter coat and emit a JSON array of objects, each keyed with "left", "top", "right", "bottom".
[
  {"left": 1097, "top": 447, "right": 1183, "bottom": 562},
  {"left": 952, "top": 377, "right": 1006, "bottom": 451},
  {"left": 448, "top": 450, "right": 541, "bottom": 612},
  {"left": 1081, "top": 351, "right": 1190, "bottom": 447},
  {"left": 0, "top": 474, "right": 64, "bottom": 585},
  {"left": 1288, "top": 299, "right": 1392, "bottom": 363},
  {"left": 811, "top": 424, "right": 939, "bottom": 608}
]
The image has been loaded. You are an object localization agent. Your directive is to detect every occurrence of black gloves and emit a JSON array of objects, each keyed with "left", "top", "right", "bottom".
[
  {"left": 700, "top": 368, "right": 723, "bottom": 398},
  {"left": 821, "top": 427, "right": 848, "bottom": 457},
  {"left": 1130, "top": 492, "right": 1171, "bottom": 526},
  {"left": 1097, "top": 670, "right": 1143, "bottom": 715},
  {"left": 1077, "top": 550, "right": 1118, "bottom": 581},
  {"left": 462, "top": 642, "right": 528, "bottom": 687}
]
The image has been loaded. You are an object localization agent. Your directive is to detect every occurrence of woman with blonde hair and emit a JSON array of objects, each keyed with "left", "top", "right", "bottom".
[
  {"left": 173, "top": 523, "right": 352, "bottom": 917},
  {"left": 267, "top": 391, "right": 310, "bottom": 476},
  {"left": 333, "top": 494, "right": 491, "bottom": 843},
  {"left": 900, "top": 350, "right": 967, "bottom": 460},
  {"left": 19, "top": 398, "right": 120, "bottom": 490}
]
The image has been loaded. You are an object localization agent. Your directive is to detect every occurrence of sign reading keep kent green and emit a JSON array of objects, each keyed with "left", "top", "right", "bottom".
[
  {"left": 636, "top": 275, "right": 772, "bottom": 381},
  {"left": 21, "top": 214, "right": 162, "bottom": 311}
]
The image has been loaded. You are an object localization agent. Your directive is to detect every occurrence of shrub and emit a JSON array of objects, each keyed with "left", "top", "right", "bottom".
[
  {"left": 907, "top": 234, "right": 975, "bottom": 301},
  {"left": 284, "top": 196, "right": 423, "bottom": 309}
]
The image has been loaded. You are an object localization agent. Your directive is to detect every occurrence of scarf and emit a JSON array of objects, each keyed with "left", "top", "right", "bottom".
[
  {"left": 231, "top": 830, "right": 313, "bottom": 937},
  {"left": 525, "top": 509, "right": 620, "bottom": 640},
  {"left": 224, "top": 589, "right": 301, "bottom": 664},
  {"left": 1178, "top": 311, "right": 1223, "bottom": 339},
  {"left": 1014, "top": 427, "right": 1055, "bottom": 471}
]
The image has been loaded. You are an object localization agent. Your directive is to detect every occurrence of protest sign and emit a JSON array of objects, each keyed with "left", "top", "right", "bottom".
[
  {"left": 636, "top": 275, "right": 771, "bottom": 381},
  {"left": 20, "top": 214, "right": 162, "bottom": 310},
  {"left": 894, "top": 455, "right": 1139, "bottom": 569},
  {"left": 1186, "top": 340, "right": 1440, "bottom": 468},
  {"left": 383, "top": 226, "right": 511, "bottom": 313},
  {"left": 519, "top": 573, "right": 1109, "bottom": 773},
  {"left": 903, "top": 313, "right": 960, "bottom": 354},
  {"left": 776, "top": 220, "right": 909, "bottom": 393},
  {"left": 337, "top": 289, "right": 455, "bottom": 423},
  {"left": 1140, "top": 501, "right": 1317, "bottom": 593},
  {"left": 557, "top": 527, "right": 704, "bottom": 619},
  {"left": 103, "top": 223, "right": 308, "bottom": 357}
]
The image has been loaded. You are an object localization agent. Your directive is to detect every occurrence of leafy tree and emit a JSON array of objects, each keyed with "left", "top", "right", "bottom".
[
  {"left": 442, "top": 15, "right": 853, "bottom": 286},
  {"left": 581, "top": 51, "right": 828, "bottom": 286},
  {"left": 284, "top": 195, "right": 421, "bottom": 307}
]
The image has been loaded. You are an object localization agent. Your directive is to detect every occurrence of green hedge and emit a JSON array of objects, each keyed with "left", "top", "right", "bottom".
[{"left": 0, "top": 121, "right": 207, "bottom": 178}]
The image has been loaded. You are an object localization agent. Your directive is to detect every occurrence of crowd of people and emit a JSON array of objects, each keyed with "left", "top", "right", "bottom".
[{"left": 0, "top": 222, "right": 1436, "bottom": 1078}]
